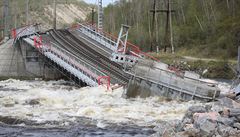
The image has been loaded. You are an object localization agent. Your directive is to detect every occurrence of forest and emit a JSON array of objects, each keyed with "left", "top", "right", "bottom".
[{"left": 101, "top": 0, "right": 240, "bottom": 59}]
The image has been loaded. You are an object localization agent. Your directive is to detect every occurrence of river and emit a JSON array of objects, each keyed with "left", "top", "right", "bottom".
[{"left": 0, "top": 79, "right": 230, "bottom": 136}]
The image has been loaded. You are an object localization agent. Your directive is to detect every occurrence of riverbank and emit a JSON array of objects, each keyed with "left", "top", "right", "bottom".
[
  {"left": 151, "top": 52, "right": 237, "bottom": 79},
  {"left": 151, "top": 96, "right": 240, "bottom": 137}
]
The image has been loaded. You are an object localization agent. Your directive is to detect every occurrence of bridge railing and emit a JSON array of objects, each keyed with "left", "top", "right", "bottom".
[
  {"left": 51, "top": 42, "right": 107, "bottom": 79},
  {"left": 75, "top": 23, "right": 160, "bottom": 62},
  {"left": 77, "top": 23, "right": 118, "bottom": 52},
  {"left": 12, "top": 24, "right": 40, "bottom": 40},
  {"left": 29, "top": 34, "right": 109, "bottom": 86}
]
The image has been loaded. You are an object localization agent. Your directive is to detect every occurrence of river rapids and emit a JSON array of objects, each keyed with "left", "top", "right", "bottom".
[{"left": 0, "top": 79, "right": 230, "bottom": 136}]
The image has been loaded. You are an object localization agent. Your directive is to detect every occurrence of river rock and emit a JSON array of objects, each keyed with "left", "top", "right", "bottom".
[
  {"left": 236, "top": 95, "right": 240, "bottom": 102},
  {"left": 153, "top": 121, "right": 177, "bottom": 137},
  {"left": 194, "top": 117, "right": 217, "bottom": 137},
  {"left": 193, "top": 112, "right": 220, "bottom": 123},
  {"left": 216, "top": 117, "right": 234, "bottom": 126},
  {"left": 183, "top": 124, "right": 200, "bottom": 136},
  {"left": 229, "top": 108, "right": 240, "bottom": 116},
  {"left": 217, "top": 124, "right": 240, "bottom": 137},
  {"left": 175, "top": 130, "right": 199, "bottom": 137},
  {"left": 25, "top": 98, "right": 41, "bottom": 105},
  {"left": 184, "top": 106, "right": 207, "bottom": 119},
  {"left": 217, "top": 124, "right": 231, "bottom": 137},
  {"left": 233, "top": 123, "right": 240, "bottom": 129},
  {"left": 218, "top": 97, "right": 240, "bottom": 109}
]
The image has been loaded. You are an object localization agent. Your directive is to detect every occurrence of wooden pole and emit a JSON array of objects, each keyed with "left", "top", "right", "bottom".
[
  {"left": 3, "top": 0, "right": 9, "bottom": 37},
  {"left": 26, "top": 0, "right": 30, "bottom": 25},
  {"left": 14, "top": 1, "right": 17, "bottom": 28},
  {"left": 169, "top": 0, "right": 174, "bottom": 54},
  {"left": 91, "top": 7, "right": 95, "bottom": 25},
  {"left": 53, "top": 0, "right": 57, "bottom": 29},
  {"left": 150, "top": 0, "right": 157, "bottom": 52}
]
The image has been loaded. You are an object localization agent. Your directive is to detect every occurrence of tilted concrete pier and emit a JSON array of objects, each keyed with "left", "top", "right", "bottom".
[{"left": 0, "top": 39, "right": 62, "bottom": 80}]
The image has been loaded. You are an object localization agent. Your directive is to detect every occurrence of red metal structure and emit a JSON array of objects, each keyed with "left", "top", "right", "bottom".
[
  {"left": 98, "top": 76, "right": 111, "bottom": 90},
  {"left": 34, "top": 36, "right": 42, "bottom": 49}
]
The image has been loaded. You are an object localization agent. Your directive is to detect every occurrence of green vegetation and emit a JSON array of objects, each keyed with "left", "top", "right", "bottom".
[
  {"left": 102, "top": 0, "right": 240, "bottom": 59},
  {"left": 151, "top": 52, "right": 236, "bottom": 79}
]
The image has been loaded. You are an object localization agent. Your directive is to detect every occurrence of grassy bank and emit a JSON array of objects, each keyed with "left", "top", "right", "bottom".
[{"left": 151, "top": 52, "right": 237, "bottom": 79}]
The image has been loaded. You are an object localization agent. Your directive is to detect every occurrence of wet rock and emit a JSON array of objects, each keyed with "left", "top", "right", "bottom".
[
  {"left": 218, "top": 97, "right": 240, "bottom": 109},
  {"left": 236, "top": 96, "right": 240, "bottom": 102},
  {"left": 216, "top": 117, "right": 234, "bottom": 126},
  {"left": 2, "top": 99, "right": 15, "bottom": 107},
  {"left": 25, "top": 99, "right": 41, "bottom": 105},
  {"left": 183, "top": 124, "right": 200, "bottom": 136},
  {"left": 194, "top": 117, "right": 217, "bottom": 137},
  {"left": 217, "top": 124, "right": 240, "bottom": 137},
  {"left": 3, "top": 103, "right": 14, "bottom": 107},
  {"left": 175, "top": 130, "right": 199, "bottom": 137},
  {"left": 217, "top": 124, "right": 231, "bottom": 137},
  {"left": 229, "top": 108, "right": 240, "bottom": 117},
  {"left": 0, "top": 116, "right": 25, "bottom": 125},
  {"left": 182, "top": 117, "right": 192, "bottom": 125},
  {"left": 184, "top": 106, "right": 207, "bottom": 120},
  {"left": 233, "top": 123, "right": 240, "bottom": 130},
  {"left": 193, "top": 112, "right": 220, "bottom": 122},
  {"left": 153, "top": 121, "right": 176, "bottom": 137}
]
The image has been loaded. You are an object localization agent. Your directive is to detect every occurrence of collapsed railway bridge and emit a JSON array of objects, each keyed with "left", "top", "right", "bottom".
[{"left": 2, "top": 23, "right": 220, "bottom": 101}]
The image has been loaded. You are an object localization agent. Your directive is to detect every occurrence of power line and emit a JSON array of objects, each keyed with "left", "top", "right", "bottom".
[
  {"left": 159, "top": 0, "right": 175, "bottom": 53},
  {"left": 150, "top": 0, "right": 160, "bottom": 52}
]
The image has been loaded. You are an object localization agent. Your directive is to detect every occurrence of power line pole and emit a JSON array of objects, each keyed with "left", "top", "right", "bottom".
[
  {"left": 91, "top": 7, "right": 95, "bottom": 26},
  {"left": 14, "top": 1, "right": 17, "bottom": 28},
  {"left": 26, "top": 0, "right": 30, "bottom": 25},
  {"left": 150, "top": 0, "right": 158, "bottom": 52},
  {"left": 98, "top": 0, "right": 103, "bottom": 31},
  {"left": 53, "top": 0, "right": 57, "bottom": 29},
  {"left": 3, "top": 0, "right": 9, "bottom": 38},
  {"left": 159, "top": 0, "right": 175, "bottom": 53}
]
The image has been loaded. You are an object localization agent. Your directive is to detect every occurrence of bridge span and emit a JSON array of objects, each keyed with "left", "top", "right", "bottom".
[{"left": 8, "top": 23, "right": 220, "bottom": 101}]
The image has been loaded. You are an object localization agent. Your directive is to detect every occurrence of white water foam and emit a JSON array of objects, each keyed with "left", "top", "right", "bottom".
[{"left": 0, "top": 79, "right": 225, "bottom": 127}]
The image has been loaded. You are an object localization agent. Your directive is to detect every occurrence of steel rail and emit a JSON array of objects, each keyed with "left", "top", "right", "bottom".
[{"left": 50, "top": 29, "right": 129, "bottom": 85}]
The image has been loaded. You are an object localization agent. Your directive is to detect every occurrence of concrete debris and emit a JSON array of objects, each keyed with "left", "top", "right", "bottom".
[{"left": 152, "top": 97, "right": 240, "bottom": 137}]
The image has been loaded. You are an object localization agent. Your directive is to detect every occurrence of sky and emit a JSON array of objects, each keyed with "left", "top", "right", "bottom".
[{"left": 83, "top": 0, "right": 116, "bottom": 7}]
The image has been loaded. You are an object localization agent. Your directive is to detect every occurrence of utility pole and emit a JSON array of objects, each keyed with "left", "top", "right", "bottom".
[
  {"left": 14, "top": 1, "right": 17, "bottom": 28},
  {"left": 159, "top": 0, "right": 175, "bottom": 53},
  {"left": 53, "top": 0, "right": 57, "bottom": 29},
  {"left": 91, "top": 7, "right": 95, "bottom": 26},
  {"left": 3, "top": 0, "right": 9, "bottom": 38},
  {"left": 98, "top": 0, "right": 103, "bottom": 31},
  {"left": 150, "top": 0, "right": 159, "bottom": 52},
  {"left": 26, "top": 0, "right": 30, "bottom": 25},
  {"left": 237, "top": 31, "right": 240, "bottom": 76}
]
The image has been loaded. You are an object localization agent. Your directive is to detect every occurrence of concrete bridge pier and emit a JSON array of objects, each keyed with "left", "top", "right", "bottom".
[{"left": 0, "top": 39, "right": 63, "bottom": 80}]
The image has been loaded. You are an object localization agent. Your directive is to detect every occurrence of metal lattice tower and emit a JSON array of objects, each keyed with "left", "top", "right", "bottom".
[
  {"left": 116, "top": 25, "right": 130, "bottom": 54},
  {"left": 98, "top": 0, "right": 103, "bottom": 31}
]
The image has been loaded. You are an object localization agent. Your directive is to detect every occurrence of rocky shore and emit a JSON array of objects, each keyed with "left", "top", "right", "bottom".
[{"left": 151, "top": 96, "right": 240, "bottom": 137}]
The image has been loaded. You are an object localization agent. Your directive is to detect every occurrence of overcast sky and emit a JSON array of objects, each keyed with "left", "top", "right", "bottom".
[{"left": 84, "top": 0, "right": 116, "bottom": 7}]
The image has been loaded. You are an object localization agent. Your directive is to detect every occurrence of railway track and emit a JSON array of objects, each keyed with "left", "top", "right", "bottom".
[{"left": 48, "top": 29, "right": 129, "bottom": 85}]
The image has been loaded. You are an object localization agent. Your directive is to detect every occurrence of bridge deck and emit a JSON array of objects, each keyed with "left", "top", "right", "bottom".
[{"left": 47, "top": 29, "right": 129, "bottom": 85}]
